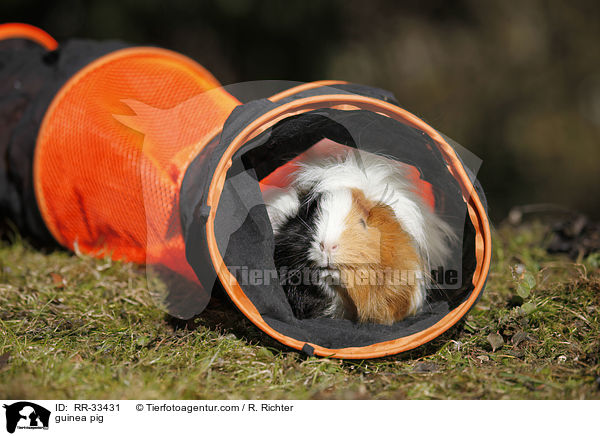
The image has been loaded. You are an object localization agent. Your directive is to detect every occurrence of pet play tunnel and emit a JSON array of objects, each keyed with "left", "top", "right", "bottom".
[{"left": 0, "top": 24, "right": 491, "bottom": 359}]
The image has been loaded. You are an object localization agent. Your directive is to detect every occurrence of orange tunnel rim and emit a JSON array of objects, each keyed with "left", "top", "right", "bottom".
[
  {"left": 205, "top": 92, "right": 492, "bottom": 359},
  {"left": 0, "top": 23, "right": 58, "bottom": 51}
]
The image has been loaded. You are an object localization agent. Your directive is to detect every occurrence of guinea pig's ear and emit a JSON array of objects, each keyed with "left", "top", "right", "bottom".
[
  {"left": 350, "top": 188, "right": 373, "bottom": 227},
  {"left": 366, "top": 204, "right": 396, "bottom": 228},
  {"left": 352, "top": 200, "right": 369, "bottom": 229}
]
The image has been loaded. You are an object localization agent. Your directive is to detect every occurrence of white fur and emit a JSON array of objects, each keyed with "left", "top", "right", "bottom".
[
  {"left": 263, "top": 186, "right": 300, "bottom": 234},
  {"left": 294, "top": 151, "right": 426, "bottom": 250},
  {"left": 308, "top": 189, "right": 353, "bottom": 268}
]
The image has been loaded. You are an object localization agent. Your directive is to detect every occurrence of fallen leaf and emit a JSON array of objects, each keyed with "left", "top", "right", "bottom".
[
  {"left": 512, "top": 331, "right": 530, "bottom": 347},
  {"left": 51, "top": 273, "right": 64, "bottom": 288},
  {"left": 487, "top": 332, "right": 504, "bottom": 351},
  {"left": 413, "top": 362, "right": 439, "bottom": 373}
]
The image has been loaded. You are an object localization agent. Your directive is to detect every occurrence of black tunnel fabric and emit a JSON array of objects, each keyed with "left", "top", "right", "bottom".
[{"left": 181, "top": 85, "right": 488, "bottom": 350}]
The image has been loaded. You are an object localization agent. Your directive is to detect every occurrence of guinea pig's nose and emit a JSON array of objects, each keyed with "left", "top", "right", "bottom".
[{"left": 320, "top": 241, "right": 339, "bottom": 253}]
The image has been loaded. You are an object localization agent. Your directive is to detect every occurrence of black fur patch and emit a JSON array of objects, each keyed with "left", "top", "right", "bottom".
[{"left": 273, "top": 192, "right": 334, "bottom": 319}]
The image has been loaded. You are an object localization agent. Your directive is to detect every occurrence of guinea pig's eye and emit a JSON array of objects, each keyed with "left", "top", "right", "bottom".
[{"left": 359, "top": 218, "right": 367, "bottom": 228}]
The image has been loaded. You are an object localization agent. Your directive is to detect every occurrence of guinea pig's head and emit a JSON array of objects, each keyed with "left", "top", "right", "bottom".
[
  {"left": 309, "top": 188, "right": 422, "bottom": 273},
  {"left": 308, "top": 187, "right": 425, "bottom": 323}
]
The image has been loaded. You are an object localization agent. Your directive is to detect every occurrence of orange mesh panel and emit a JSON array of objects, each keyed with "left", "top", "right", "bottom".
[
  {"left": 34, "top": 47, "right": 240, "bottom": 282},
  {"left": 0, "top": 23, "right": 58, "bottom": 50}
]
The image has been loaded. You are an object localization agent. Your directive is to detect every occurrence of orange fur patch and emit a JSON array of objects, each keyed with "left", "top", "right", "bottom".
[{"left": 335, "top": 189, "right": 422, "bottom": 324}]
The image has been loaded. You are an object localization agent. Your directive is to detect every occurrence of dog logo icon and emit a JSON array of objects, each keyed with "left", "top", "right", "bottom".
[{"left": 2, "top": 402, "right": 50, "bottom": 433}]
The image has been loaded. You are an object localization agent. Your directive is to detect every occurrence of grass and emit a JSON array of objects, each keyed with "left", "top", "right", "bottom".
[{"left": 0, "top": 221, "right": 598, "bottom": 399}]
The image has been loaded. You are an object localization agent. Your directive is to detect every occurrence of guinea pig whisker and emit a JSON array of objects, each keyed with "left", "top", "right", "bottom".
[{"left": 296, "top": 215, "right": 313, "bottom": 232}]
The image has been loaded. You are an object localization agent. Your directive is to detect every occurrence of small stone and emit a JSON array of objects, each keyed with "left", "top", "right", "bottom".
[{"left": 508, "top": 209, "right": 522, "bottom": 225}]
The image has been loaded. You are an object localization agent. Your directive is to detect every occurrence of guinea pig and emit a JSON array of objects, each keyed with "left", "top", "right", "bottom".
[{"left": 265, "top": 150, "right": 456, "bottom": 325}]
